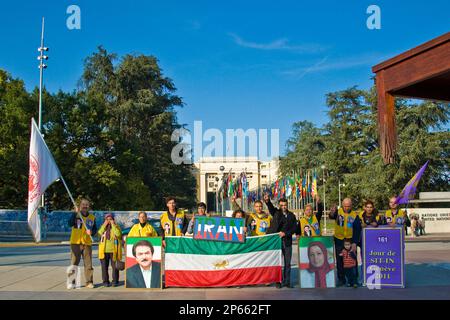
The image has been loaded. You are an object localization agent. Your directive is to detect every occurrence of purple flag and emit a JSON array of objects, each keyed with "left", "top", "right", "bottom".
[{"left": 395, "top": 161, "right": 429, "bottom": 205}]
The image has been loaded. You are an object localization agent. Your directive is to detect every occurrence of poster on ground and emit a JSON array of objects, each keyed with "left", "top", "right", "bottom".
[
  {"left": 363, "top": 227, "right": 405, "bottom": 288},
  {"left": 125, "top": 237, "right": 162, "bottom": 289},
  {"left": 298, "top": 236, "right": 336, "bottom": 288}
]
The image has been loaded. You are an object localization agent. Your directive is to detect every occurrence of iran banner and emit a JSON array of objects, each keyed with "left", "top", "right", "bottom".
[
  {"left": 165, "top": 234, "right": 282, "bottom": 287},
  {"left": 28, "top": 118, "right": 61, "bottom": 243}
]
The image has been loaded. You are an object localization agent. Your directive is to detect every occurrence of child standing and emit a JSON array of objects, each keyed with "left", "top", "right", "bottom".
[{"left": 339, "top": 238, "right": 358, "bottom": 288}]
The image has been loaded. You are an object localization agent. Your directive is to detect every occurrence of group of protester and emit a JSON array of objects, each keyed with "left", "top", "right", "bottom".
[{"left": 66, "top": 194, "right": 410, "bottom": 290}]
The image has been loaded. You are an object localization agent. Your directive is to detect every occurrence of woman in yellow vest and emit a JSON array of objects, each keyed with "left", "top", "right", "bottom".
[
  {"left": 160, "top": 196, "right": 188, "bottom": 237},
  {"left": 298, "top": 204, "right": 321, "bottom": 237},
  {"left": 98, "top": 213, "right": 122, "bottom": 287},
  {"left": 128, "top": 211, "right": 158, "bottom": 237},
  {"left": 385, "top": 196, "right": 407, "bottom": 227}
]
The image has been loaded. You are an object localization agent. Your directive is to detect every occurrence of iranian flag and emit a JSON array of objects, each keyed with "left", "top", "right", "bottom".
[
  {"left": 165, "top": 234, "right": 282, "bottom": 287},
  {"left": 125, "top": 237, "right": 162, "bottom": 268}
]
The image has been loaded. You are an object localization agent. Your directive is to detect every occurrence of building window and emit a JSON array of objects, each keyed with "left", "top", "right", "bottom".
[{"left": 262, "top": 175, "right": 267, "bottom": 178}]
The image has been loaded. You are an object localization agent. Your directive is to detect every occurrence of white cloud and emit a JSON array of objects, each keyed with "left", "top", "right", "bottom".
[
  {"left": 281, "top": 53, "right": 391, "bottom": 79},
  {"left": 228, "top": 33, "right": 326, "bottom": 54}
]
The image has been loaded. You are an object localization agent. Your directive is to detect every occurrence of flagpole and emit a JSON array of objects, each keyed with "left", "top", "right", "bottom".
[{"left": 60, "top": 176, "right": 76, "bottom": 208}]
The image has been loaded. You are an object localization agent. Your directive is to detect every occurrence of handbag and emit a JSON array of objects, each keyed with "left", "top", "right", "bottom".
[
  {"left": 115, "top": 260, "right": 125, "bottom": 271},
  {"left": 113, "top": 236, "right": 125, "bottom": 271}
]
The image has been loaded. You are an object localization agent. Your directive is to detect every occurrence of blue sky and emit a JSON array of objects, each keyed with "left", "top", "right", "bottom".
[{"left": 1, "top": 0, "right": 449, "bottom": 160}]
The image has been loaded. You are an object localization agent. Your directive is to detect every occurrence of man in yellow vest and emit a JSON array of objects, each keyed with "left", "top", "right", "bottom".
[
  {"left": 329, "top": 197, "right": 361, "bottom": 287},
  {"left": 160, "top": 197, "right": 188, "bottom": 245},
  {"left": 385, "top": 196, "right": 408, "bottom": 227},
  {"left": 128, "top": 211, "right": 158, "bottom": 237},
  {"left": 298, "top": 204, "right": 321, "bottom": 237},
  {"left": 232, "top": 196, "right": 272, "bottom": 236},
  {"left": 68, "top": 198, "right": 97, "bottom": 289}
]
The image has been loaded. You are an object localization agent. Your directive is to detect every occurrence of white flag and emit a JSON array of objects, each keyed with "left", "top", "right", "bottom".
[{"left": 28, "top": 118, "right": 61, "bottom": 242}]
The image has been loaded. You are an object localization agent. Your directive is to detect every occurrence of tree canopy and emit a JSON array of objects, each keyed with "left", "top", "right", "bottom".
[
  {"left": 280, "top": 86, "right": 449, "bottom": 209},
  {"left": 0, "top": 47, "right": 196, "bottom": 210}
]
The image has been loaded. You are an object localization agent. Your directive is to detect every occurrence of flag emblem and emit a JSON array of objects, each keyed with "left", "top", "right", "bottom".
[{"left": 28, "top": 154, "right": 40, "bottom": 203}]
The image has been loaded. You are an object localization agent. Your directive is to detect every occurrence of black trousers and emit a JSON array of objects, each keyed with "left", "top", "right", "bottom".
[
  {"left": 335, "top": 238, "right": 344, "bottom": 283},
  {"left": 100, "top": 253, "right": 119, "bottom": 284},
  {"left": 344, "top": 267, "right": 357, "bottom": 286},
  {"left": 282, "top": 242, "right": 292, "bottom": 285}
]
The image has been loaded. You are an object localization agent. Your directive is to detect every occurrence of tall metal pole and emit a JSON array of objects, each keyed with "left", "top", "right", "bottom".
[
  {"left": 338, "top": 179, "right": 341, "bottom": 209},
  {"left": 38, "top": 17, "right": 46, "bottom": 130},
  {"left": 37, "top": 17, "right": 49, "bottom": 241},
  {"left": 322, "top": 165, "right": 327, "bottom": 235}
]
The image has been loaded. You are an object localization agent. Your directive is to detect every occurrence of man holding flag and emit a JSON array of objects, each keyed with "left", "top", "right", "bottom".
[
  {"left": 68, "top": 198, "right": 97, "bottom": 289},
  {"left": 386, "top": 161, "right": 429, "bottom": 227},
  {"left": 28, "top": 118, "right": 94, "bottom": 288}
]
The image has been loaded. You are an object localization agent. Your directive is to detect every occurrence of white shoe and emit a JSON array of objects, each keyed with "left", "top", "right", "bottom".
[{"left": 67, "top": 283, "right": 74, "bottom": 290}]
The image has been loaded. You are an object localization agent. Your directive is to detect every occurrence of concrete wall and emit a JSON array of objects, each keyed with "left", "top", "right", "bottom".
[
  {"left": 406, "top": 208, "right": 450, "bottom": 233},
  {"left": 0, "top": 210, "right": 164, "bottom": 241}
]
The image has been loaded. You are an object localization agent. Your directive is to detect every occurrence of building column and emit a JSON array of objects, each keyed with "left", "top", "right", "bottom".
[{"left": 199, "top": 173, "right": 207, "bottom": 204}]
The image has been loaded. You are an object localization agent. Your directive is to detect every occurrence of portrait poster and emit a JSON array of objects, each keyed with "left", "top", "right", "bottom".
[
  {"left": 125, "top": 237, "right": 162, "bottom": 289},
  {"left": 298, "top": 236, "right": 336, "bottom": 288}
]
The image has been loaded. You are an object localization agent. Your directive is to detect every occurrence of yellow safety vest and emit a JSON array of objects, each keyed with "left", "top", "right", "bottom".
[
  {"left": 385, "top": 209, "right": 406, "bottom": 225},
  {"left": 334, "top": 208, "right": 358, "bottom": 240},
  {"left": 128, "top": 222, "right": 158, "bottom": 237},
  {"left": 70, "top": 213, "right": 96, "bottom": 245},
  {"left": 248, "top": 213, "right": 272, "bottom": 236},
  {"left": 98, "top": 225, "right": 123, "bottom": 261},
  {"left": 299, "top": 215, "right": 321, "bottom": 237},
  {"left": 160, "top": 210, "right": 185, "bottom": 236}
]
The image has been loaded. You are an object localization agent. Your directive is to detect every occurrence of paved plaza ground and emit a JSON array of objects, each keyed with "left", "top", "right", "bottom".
[{"left": 1, "top": 235, "right": 450, "bottom": 300}]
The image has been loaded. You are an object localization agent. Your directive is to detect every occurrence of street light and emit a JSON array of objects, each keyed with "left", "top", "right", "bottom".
[
  {"left": 321, "top": 165, "right": 327, "bottom": 235},
  {"left": 37, "top": 17, "right": 49, "bottom": 131},
  {"left": 219, "top": 166, "right": 225, "bottom": 216},
  {"left": 338, "top": 179, "right": 346, "bottom": 209},
  {"left": 215, "top": 177, "right": 219, "bottom": 214},
  {"left": 37, "top": 17, "right": 49, "bottom": 240}
]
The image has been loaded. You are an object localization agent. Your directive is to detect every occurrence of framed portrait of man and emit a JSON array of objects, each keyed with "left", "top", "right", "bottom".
[
  {"left": 298, "top": 236, "right": 336, "bottom": 288},
  {"left": 125, "top": 237, "right": 162, "bottom": 289}
]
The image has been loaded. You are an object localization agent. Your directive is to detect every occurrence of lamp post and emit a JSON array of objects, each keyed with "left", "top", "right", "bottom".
[
  {"left": 219, "top": 166, "right": 225, "bottom": 216},
  {"left": 215, "top": 177, "right": 219, "bottom": 214},
  {"left": 338, "top": 179, "right": 346, "bottom": 209},
  {"left": 37, "top": 17, "right": 49, "bottom": 131},
  {"left": 37, "top": 17, "right": 49, "bottom": 241},
  {"left": 321, "top": 165, "right": 327, "bottom": 235}
]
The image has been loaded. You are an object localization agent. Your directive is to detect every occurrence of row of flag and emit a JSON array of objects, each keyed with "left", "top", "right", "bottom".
[{"left": 219, "top": 169, "right": 319, "bottom": 205}]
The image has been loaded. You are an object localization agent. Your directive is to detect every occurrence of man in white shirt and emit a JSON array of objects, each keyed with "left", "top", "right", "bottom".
[{"left": 126, "top": 240, "right": 161, "bottom": 288}]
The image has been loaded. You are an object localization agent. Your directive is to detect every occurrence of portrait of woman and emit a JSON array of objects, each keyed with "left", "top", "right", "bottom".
[{"left": 299, "top": 237, "right": 336, "bottom": 288}]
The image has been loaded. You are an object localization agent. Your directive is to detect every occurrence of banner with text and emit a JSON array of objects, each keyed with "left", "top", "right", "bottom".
[{"left": 363, "top": 227, "right": 405, "bottom": 288}]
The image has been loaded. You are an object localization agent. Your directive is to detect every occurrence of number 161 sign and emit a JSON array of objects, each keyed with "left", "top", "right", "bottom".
[{"left": 363, "top": 226, "right": 405, "bottom": 288}]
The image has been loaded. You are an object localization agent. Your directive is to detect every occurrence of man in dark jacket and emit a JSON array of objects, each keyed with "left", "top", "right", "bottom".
[
  {"left": 126, "top": 240, "right": 161, "bottom": 288},
  {"left": 263, "top": 194, "right": 298, "bottom": 288}
]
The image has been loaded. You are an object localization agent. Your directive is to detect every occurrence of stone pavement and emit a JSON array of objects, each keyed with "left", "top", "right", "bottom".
[{"left": 1, "top": 235, "right": 450, "bottom": 300}]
